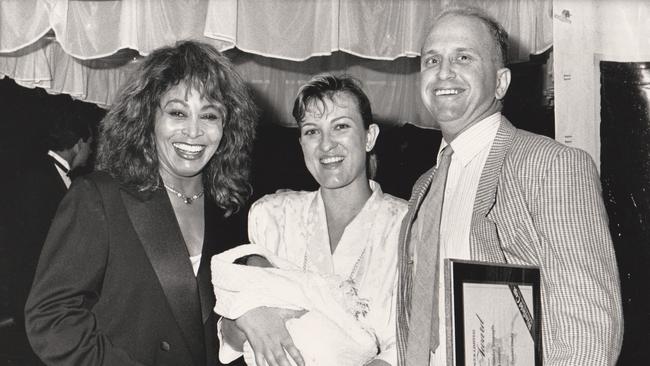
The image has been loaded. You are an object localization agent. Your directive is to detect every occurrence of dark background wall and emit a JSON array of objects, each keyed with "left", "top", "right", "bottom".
[{"left": 600, "top": 61, "right": 650, "bottom": 366}]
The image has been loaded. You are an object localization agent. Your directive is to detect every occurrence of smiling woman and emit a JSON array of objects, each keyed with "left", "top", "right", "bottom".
[
  {"left": 214, "top": 74, "right": 407, "bottom": 366},
  {"left": 297, "top": 92, "right": 378, "bottom": 193},
  {"left": 23, "top": 40, "right": 256, "bottom": 366},
  {"left": 155, "top": 83, "right": 225, "bottom": 191}
]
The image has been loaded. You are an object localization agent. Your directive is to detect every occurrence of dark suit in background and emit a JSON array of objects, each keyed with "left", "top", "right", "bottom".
[
  {"left": 2, "top": 154, "right": 68, "bottom": 365},
  {"left": 12, "top": 155, "right": 67, "bottom": 301}
]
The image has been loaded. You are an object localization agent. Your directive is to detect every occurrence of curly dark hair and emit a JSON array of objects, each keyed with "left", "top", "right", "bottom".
[{"left": 96, "top": 40, "right": 257, "bottom": 216}]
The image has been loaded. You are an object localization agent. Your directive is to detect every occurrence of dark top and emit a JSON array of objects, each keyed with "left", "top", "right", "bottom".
[{"left": 25, "top": 171, "right": 246, "bottom": 366}]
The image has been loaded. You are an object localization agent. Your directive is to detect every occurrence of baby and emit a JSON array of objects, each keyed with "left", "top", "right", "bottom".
[{"left": 212, "top": 245, "right": 380, "bottom": 366}]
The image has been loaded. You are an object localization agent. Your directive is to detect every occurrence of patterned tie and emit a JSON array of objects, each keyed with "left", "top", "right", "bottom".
[{"left": 405, "top": 145, "right": 453, "bottom": 366}]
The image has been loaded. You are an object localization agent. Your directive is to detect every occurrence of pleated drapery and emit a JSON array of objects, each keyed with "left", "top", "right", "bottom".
[{"left": 0, "top": 0, "right": 552, "bottom": 127}]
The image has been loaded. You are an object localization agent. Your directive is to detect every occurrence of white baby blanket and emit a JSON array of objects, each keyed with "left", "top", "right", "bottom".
[{"left": 211, "top": 244, "right": 379, "bottom": 366}]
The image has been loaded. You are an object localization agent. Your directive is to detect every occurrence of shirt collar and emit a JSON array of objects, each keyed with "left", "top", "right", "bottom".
[
  {"left": 316, "top": 179, "right": 383, "bottom": 205},
  {"left": 48, "top": 150, "right": 71, "bottom": 171},
  {"left": 438, "top": 112, "right": 501, "bottom": 167},
  {"left": 368, "top": 179, "right": 382, "bottom": 197}
]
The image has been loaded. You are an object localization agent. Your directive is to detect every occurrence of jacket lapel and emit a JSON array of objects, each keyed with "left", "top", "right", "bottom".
[
  {"left": 470, "top": 117, "right": 517, "bottom": 262},
  {"left": 46, "top": 161, "right": 68, "bottom": 197},
  {"left": 198, "top": 201, "right": 220, "bottom": 323},
  {"left": 401, "top": 166, "right": 436, "bottom": 264},
  {"left": 121, "top": 187, "right": 204, "bottom": 365}
]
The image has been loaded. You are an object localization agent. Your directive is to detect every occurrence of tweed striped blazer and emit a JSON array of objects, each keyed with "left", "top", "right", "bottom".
[{"left": 397, "top": 117, "right": 623, "bottom": 366}]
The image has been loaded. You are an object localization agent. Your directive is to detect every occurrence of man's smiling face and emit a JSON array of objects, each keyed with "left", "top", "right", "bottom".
[{"left": 419, "top": 14, "right": 510, "bottom": 141}]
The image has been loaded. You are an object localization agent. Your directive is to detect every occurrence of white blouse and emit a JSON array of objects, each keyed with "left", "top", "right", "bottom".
[{"left": 246, "top": 181, "right": 407, "bottom": 365}]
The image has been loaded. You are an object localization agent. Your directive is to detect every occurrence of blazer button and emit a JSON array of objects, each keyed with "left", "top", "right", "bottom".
[{"left": 160, "top": 341, "right": 171, "bottom": 352}]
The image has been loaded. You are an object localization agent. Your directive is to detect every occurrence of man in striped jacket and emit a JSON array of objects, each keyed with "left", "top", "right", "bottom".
[{"left": 396, "top": 7, "right": 623, "bottom": 366}]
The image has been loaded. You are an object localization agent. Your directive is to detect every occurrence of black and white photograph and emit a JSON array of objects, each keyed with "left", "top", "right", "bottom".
[{"left": 0, "top": 1, "right": 646, "bottom": 365}]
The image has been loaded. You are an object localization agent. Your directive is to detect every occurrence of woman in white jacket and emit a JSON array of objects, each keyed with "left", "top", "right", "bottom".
[{"left": 214, "top": 74, "right": 407, "bottom": 366}]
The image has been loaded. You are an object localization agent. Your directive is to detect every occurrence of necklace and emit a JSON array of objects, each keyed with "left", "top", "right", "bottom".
[
  {"left": 303, "top": 247, "right": 370, "bottom": 320},
  {"left": 163, "top": 183, "right": 204, "bottom": 204}
]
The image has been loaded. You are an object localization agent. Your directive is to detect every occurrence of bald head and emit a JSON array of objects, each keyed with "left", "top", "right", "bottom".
[
  {"left": 426, "top": 8, "right": 509, "bottom": 68},
  {"left": 418, "top": 9, "right": 512, "bottom": 140}
]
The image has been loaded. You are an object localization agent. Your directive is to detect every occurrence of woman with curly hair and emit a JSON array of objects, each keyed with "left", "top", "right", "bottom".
[{"left": 25, "top": 40, "right": 256, "bottom": 366}]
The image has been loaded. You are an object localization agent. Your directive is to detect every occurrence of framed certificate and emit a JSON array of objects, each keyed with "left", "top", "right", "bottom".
[{"left": 444, "top": 259, "right": 542, "bottom": 366}]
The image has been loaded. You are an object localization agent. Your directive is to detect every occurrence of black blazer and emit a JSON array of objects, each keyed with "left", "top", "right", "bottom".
[{"left": 25, "top": 171, "right": 246, "bottom": 365}]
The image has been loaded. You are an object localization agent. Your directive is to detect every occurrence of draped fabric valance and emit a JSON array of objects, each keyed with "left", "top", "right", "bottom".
[
  {"left": 0, "top": 0, "right": 553, "bottom": 127},
  {"left": 0, "top": 0, "right": 552, "bottom": 61}
]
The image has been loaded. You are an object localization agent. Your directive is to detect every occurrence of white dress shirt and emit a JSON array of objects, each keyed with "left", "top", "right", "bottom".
[
  {"left": 190, "top": 254, "right": 201, "bottom": 276},
  {"left": 430, "top": 113, "right": 501, "bottom": 365},
  {"left": 48, "top": 150, "right": 72, "bottom": 188}
]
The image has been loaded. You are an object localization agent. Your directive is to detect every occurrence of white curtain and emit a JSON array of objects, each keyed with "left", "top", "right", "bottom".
[
  {"left": 206, "top": 0, "right": 552, "bottom": 62},
  {"left": 0, "top": 0, "right": 230, "bottom": 59},
  {"left": 0, "top": 0, "right": 553, "bottom": 127},
  {"left": 232, "top": 50, "right": 428, "bottom": 127}
]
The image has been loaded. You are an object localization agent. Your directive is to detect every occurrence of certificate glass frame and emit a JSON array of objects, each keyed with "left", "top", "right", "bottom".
[{"left": 444, "top": 259, "right": 542, "bottom": 366}]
